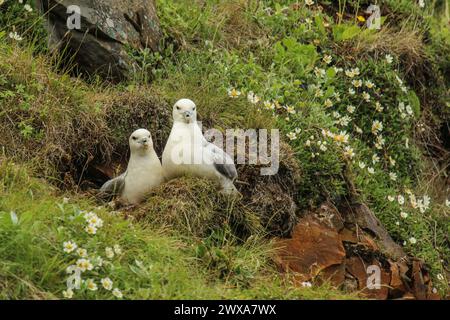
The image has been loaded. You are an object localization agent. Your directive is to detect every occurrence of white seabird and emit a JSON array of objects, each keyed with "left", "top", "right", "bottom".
[
  {"left": 99, "top": 128, "right": 164, "bottom": 204},
  {"left": 162, "top": 98, "right": 238, "bottom": 194}
]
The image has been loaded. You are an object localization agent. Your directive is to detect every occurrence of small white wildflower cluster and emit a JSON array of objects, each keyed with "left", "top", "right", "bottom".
[
  {"left": 82, "top": 211, "right": 104, "bottom": 235},
  {"left": 6, "top": 1, "right": 35, "bottom": 42},
  {"left": 387, "top": 189, "right": 435, "bottom": 243},
  {"left": 61, "top": 207, "right": 123, "bottom": 299}
]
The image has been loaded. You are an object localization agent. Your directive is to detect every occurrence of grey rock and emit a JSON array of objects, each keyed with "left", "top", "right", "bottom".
[{"left": 36, "top": 0, "right": 162, "bottom": 81}]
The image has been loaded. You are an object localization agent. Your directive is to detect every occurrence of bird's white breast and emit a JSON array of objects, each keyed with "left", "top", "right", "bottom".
[{"left": 122, "top": 152, "right": 164, "bottom": 204}]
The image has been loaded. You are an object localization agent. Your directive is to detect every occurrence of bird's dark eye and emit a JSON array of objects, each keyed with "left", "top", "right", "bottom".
[
  {"left": 193, "top": 107, "right": 196, "bottom": 111},
  {"left": 176, "top": 106, "right": 180, "bottom": 110},
  {"left": 132, "top": 136, "right": 137, "bottom": 140}
]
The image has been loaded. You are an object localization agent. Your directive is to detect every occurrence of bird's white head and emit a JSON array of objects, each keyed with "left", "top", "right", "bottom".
[
  {"left": 129, "top": 128, "right": 153, "bottom": 155},
  {"left": 173, "top": 98, "right": 197, "bottom": 124}
]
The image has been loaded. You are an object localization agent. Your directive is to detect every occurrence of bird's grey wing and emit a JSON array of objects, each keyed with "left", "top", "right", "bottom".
[
  {"left": 205, "top": 142, "right": 238, "bottom": 181},
  {"left": 99, "top": 172, "right": 126, "bottom": 197}
]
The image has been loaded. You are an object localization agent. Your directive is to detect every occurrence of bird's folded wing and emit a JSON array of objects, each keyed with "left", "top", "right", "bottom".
[
  {"left": 99, "top": 172, "right": 126, "bottom": 197},
  {"left": 205, "top": 142, "right": 238, "bottom": 181}
]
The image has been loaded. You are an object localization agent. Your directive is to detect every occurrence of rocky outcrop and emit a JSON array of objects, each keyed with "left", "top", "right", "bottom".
[
  {"left": 36, "top": 0, "right": 162, "bottom": 81},
  {"left": 274, "top": 202, "right": 440, "bottom": 300}
]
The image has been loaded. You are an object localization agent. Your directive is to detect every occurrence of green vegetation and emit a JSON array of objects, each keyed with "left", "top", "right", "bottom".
[{"left": 0, "top": 0, "right": 448, "bottom": 299}]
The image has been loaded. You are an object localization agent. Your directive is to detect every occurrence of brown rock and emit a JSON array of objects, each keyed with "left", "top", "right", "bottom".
[
  {"left": 345, "top": 256, "right": 390, "bottom": 299},
  {"left": 274, "top": 215, "right": 346, "bottom": 282}
]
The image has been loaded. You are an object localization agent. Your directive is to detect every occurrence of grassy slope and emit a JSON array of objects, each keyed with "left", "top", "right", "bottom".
[
  {"left": 0, "top": 160, "right": 357, "bottom": 299},
  {"left": 0, "top": 0, "right": 449, "bottom": 299}
]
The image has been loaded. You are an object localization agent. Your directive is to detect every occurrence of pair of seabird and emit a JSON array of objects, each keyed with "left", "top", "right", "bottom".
[{"left": 100, "top": 99, "right": 238, "bottom": 205}]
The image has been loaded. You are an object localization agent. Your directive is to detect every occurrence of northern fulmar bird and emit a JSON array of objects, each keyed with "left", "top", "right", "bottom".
[
  {"left": 99, "top": 129, "right": 164, "bottom": 204},
  {"left": 162, "top": 98, "right": 238, "bottom": 194}
]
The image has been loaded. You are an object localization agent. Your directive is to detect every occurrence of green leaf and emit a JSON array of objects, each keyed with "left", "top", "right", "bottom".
[
  {"left": 326, "top": 67, "right": 336, "bottom": 79},
  {"left": 332, "top": 24, "right": 361, "bottom": 42},
  {"left": 407, "top": 91, "right": 421, "bottom": 118},
  {"left": 314, "top": 15, "right": 326, "bottom": 36}
]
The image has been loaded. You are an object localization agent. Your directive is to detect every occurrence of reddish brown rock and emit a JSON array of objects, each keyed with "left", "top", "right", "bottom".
[
  {"left": 273, "top": 202, "right": 440, "bottom": 300},
  {"left": 345, "top": 257, "right": 390, "bottom": 299},
  {"left": 274, "top": 214, "right": 346, "bottom": 282}
]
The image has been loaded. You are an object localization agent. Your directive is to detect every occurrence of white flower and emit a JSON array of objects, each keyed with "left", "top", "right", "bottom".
[
  {"left": 437, "top": 274, "right": 444, "bottom": 281},
  {"left": 305, "top": 140, "right": 311, "bottom": 147},
  {"left": 24, "top": 4, "right": 32, "bottom": 12},
  {"left": 372, "top": 154, "right": 380, "bottom": 164},
  {"left": 389, "top": 172, "right": 397, "bottom": 181},
  {"left": 101, "top": 277, "right": 113, "bottom": 291},
  {"left": 286, "top": 132, "right": 297, "bottom": 140},
  {"left": 324, "top": 99, "right": 333, "bottom": 108},
  {"left": 63, "top": 197, "right": 70, "bottom": 204},
  {"left": 105, "top": 247, "right": 115, "bottom": 259},
  {"left": 323, "top": 55, "right": 332, "bottom": 64},
  {"left": 113, "top": 244, "right": 122, "bottom": 255},
  {"left": 320, "top": 144, "right": 327, "bottom": 151},
  {"left": 375, "top": 101, "right": 384, "bottom": 112},
  {"left": 343, "top": 146, "right": 355, "bottom": 159},
  {"left": 315, "top": 88, "right": 324, "bottom": 97},
  {"left": 86, "top": 279, "right": 98, "bottom": 291},
  {"left": 362, "top": 91, "right": 371, "bottom": 101},
  {"left": 446, "top": 199, "right": 450, "bottom": 207},
  {"left": 63, "top": 289, "right": 74, "bottom": 299},
  {"left": 400, "top": 211, "right": 408, "bottom": 219},
  {"left": 358, "top": 161, "right": 366, "bottom": 169},
  {"left": 389, "top": 156, "right": 396, "bottom": 167},
  {"left": 367, "top": 167, "right": 375, "bottom": 174},
  {"left": 406, "top": 105, "right": 413, "bottom": 116},
  {"left": 63, "top": 241, "right": 77, "bottom": 253},
  {"left": 112, "top": 288, "right": 123, "bottom": 298},
  {"left": 385, "top": 54, "right": 393, "bottom": 64},
  {"left": 88, "top": 215, "right": 103, "bottom": 228},
  {"left": 352, "top": 68, "right": 360, "bottom": 76},
  {"left": 83, "top": 211, "right": 96, "bottom": 220},
  {"left": 345, "top": 69, "right": 355, "bottom": 78},
  {"left": 375, "top": 135, "right": 385, "bottom": 149},
  {"left": 76, "top": 258, "right": 93, "bottom": 272},
  {"left": 418, "top": 0, "right": 425, "bottom": 8},
  {"left": 347, "top": 105, "right": 355, "bottom": 113},
  {"left": 352, "top": 79, "right": 362, "bottom": 88},
  {"left": 337, "top": 115, "right": 352, "bottom": 127},
  {"left": 227, "top": 88, "right": 241, "bottom": 98},
  {"left": 286, "top": 105, "right": 296, "bottom": 114},
  {"left": 263, "top": 100, "right": 275, "bottom": 110},
  {"left": 348, "top": 88, "right": 355, "bottom": 95},
  {"left": 423, "top": 195, "right": 431, "bottom": 208},
  {"left": 8, "top": 31, "right": 23, "bottom": 41},
  {"left": 301, "top": 281, "right": 312, "bottom": 287},
  {"left": 314, "top": 67, "right": 326, "bottom": 78},
  {"left": 354, "top": 125, "right": 363, "bottom": 134},
  {"left": 95, "top": 256, "right": 104, "bottom": 267},
  {"left": 397, "top": 195, "right": 405, "bottom": 205},
  {"left": 85, "top": 224, "right": 97, "bottom": 235},
  {"left": 77, "top": 248, "right": 88, "bottom": 258},
  {"left": 333, "top": 131, "right": 349, "bottom": 144},
  {"left": 305, "top": 0, "right": 314, "bottom": 6},
  {"left": 365, "top": 80, "right": 375, "bottom": 89},
  {"left": 409, "top": 237, "right": 417, "bottom": 245},
  {"left": 387, "top": 195, "right": 395, "bottom": 202},
  {"left": 247, "top": 91, "right": 260, "bottom": 104},
  {"left": 371, "top": 120, "right": 383, "bottom": 135}
]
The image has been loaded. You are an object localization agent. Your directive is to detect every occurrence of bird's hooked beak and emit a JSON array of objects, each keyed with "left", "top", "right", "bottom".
[
  {"left": 183, "top": 111, "right": 193, "bottom": 123},
  {"left": 139, "top": 137, "right": 150, "bottom": 149}
]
